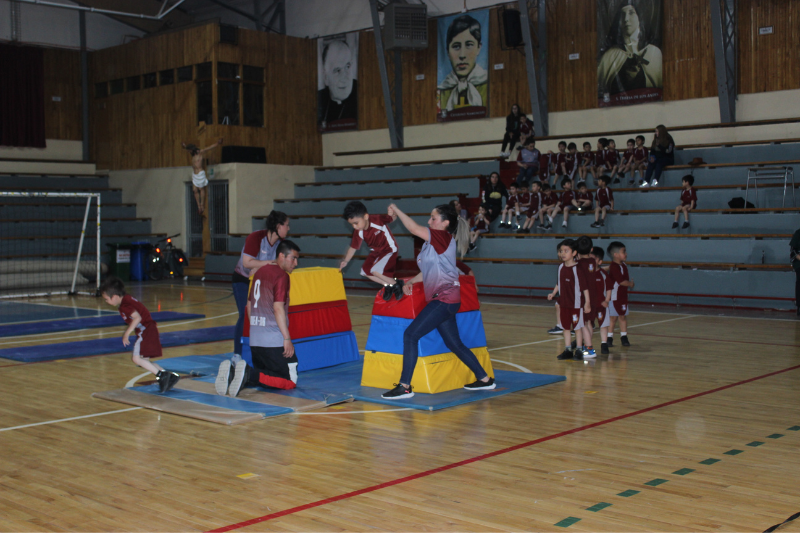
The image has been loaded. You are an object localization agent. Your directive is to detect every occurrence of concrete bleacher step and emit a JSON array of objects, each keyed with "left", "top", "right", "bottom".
[
  {"left": 273, "top": 193, "right": 462, "bottom": 218},
  {"left": 313, "top": 160, "right": 499, "bottom": 183},
  {"left": 0, "top": 218, "right": 152, "bottom": 237},
  {"left": 0, "top": 174, "right": 109, "bottom": 190},
  {"left": 0, "top": 159, "right": 98, "bottom": 176},
  {"left": 674, "top": 140, "right": 800, "bottom": 165},
  {"left": 0, "top": 233, "right": 165, "bottom": 256},
  {"left": 293, "top": 176, "right": 480, "bottom": 199},
  {"left": 0, "top": 203, "right": 136, "bottom": 220}
]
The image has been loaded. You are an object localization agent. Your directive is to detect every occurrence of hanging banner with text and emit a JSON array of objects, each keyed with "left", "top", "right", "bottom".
[
  {"left": 436, "top": 9, "right": 490, "bottom": 122},
  {"left": 318, "top": 32, "right": 359, "bottom": 133},
  {"left": 597, "top": 0, "right": 663, "bottom": 108}
]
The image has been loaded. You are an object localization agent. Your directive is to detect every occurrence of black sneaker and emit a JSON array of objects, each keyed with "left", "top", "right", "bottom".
[
  {"left": 621, "top": 335, "right": 631, "bottom": 347},
  {"left": 571, "top": 339, "right": 577, "bottom": 350},
  {"left": 469, "top": 242, "right": 477, "bottom": 251},
  {"left": 382, "top": 284, "right": 395, "bottom": 301},
  {"left": 162, "top": 372, "right": 180, "bottom": 393},
  {"left": 228, "top": 360, "right": 249, "bottom": 397},
  {"left": 393, "top": 279, "right": 405, "bottom": 300},
  {"left": 547, "top": 325, "right": 563, "bottom": 335},
  {"left": 590, "top": 221, "right": 601, "bottom": 228},
  {"left": 682, "top": 222, "right": 690, "bottom": 229},
  {"left": 573, "top": 350, "right": 584, "bottom": 360},
  {"left": 381, "top": 383, "right": 414, "bottom": 399},
  {"left": 156, "top": 370, "right": 169, "bottom": 393},
  {"left": 464, "top": 377, "right": 496, "bottom": 391},
  {"left": 601, "top": 343, "right": 609, "bottom": 355},
  {"left": 557, "top": 349, "right": 573, "bottom": 360},
  {"left": 607, "top": 337, "right": 614, "bottom": 347},
  {"left": 599, "top": 220, "right": 605, "bottom": 227},
  {"left": 215, "top": 359, "right": 234, "bottom": 395},
  {"left": 516, "top": 228, "right": 525, "bottom": 234},
  {"left": 613, "top": 178, "right": 620, "bottom": 184},
  {"left": 672, "top": 222, "right": 679, "bottom": 229}
]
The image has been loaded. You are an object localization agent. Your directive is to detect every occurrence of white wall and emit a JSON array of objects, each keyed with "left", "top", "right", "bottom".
[
  {"left": 324, "top": 89, "right": 800, "bottom": 167},
  {"left": 0, "top": 0, "right": 145, "bottom": 50},
  {"left": 0, "top": 140, "right": 83, "bottom": 161}
]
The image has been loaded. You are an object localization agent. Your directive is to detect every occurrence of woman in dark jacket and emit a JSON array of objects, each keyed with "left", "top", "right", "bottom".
[
  {"left": 481, "top": 172, "right": 508, "bottom": 221},
  {"left": 500, "top": 104, "right": 527, "bottom": 157},
  {"left": 641, "top": 124, "right": 675, "bottom": 188}
]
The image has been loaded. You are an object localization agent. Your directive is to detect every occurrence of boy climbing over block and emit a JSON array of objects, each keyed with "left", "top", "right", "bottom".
[
  {"left": 339, "top": 200, "right": 402, "bottom": 301},
  {"left": 100, "top": 276, "right": 179, "bottom": 393}
]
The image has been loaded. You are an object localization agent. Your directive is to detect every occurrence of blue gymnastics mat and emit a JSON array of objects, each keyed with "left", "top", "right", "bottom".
[
  {"left": 0, "top": 326, "right": 234, "bottom": 363},
  {"left": 162, "top": 354, "right": 565, "bottom": 412},
  {"left": 0, "top": 301, "right": 116, "bottom": 325},
  {"left": 0, "top": 311, "right": 204, "bottom": 338},
  {"left": 133, "top": 383, "right": 294, "bottom": 417}
]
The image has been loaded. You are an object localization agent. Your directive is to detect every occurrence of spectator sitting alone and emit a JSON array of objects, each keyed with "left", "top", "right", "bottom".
[
  {"left": 481, "top": 172, "right": 508, "bottom": 221},
  {"left": 672, "top": 174, "right": 697, "bottom": 229},
  {"left": 641, "top": 125, "right": 675, "bottom": 188}
]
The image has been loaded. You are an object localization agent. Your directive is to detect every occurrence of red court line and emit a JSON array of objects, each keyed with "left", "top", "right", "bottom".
[{"left": 208, "top": 363, "right": 800, "bottom": 533}]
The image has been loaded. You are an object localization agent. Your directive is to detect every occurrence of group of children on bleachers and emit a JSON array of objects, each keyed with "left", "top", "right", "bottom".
[{"left": 547, "top": 236, "right": 634, "bottom": 360}]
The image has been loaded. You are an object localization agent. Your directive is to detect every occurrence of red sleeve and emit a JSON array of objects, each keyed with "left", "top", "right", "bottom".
[
  {"left": 577, "top": 264, "right": 590, "bottom": 296},
  {"left": 349, "top": 231, "right": 363, "bottom": 250},
  {"left": 608, "top": 263, "right": 623, "bottom": 283},
  {"left": 118, "top": 298, "right": 134, "bottom": 319},
  {"left": 604, "top": 272, "right": 613, "bottom": 291},
  {"left": 273, "top": 272, "right": 290, "bottom": 303},
  {"left": 608, "top": 188, "right": 614, "bottom": 200},
  {"left": 378, "top": 214, "right": 394, "bottom": 225},
  {"left": 691, "top": 189, "right": 698, "bottom": 203},
  {"left": 243, "top": 230, "right": 266, "bottom": 257},
  {"left": 429, "top": 229, "right": 452, "bottom": 254}
]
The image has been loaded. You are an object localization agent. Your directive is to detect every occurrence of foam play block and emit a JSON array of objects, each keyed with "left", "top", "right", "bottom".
[
  {"left": 361, "top": 347, "right": 494, "bottom": 393},
  {"left": 289, "top": 267, "right": 347, "bottom": 306},
  {"left": 364, "top": 310, "right": 487, "bottom": 357},
  {"left": 288, "top": 300, "right": 352, "bottom": 340},
  {"left": 371, "top": 275, "right": 479, "bottom": 319},
  {"left": 241, "top": 330, "right": 360, "bottom": 372}
]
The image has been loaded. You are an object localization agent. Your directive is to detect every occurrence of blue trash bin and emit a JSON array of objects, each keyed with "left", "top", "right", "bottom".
[{"left": 129, "top": 241, "right": 152, "bottom": 281}]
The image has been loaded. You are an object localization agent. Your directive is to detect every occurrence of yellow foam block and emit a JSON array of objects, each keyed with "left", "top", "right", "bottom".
[
  {"left": 288, "top": 267, "right": 347, "bottom": 306},
  {"left": 361, "top": 348, "right": 494, "bottom": 394}
]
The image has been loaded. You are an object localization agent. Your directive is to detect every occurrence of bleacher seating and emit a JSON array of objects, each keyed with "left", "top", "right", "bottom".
[{"left": 206, "top": 136, "right": 800, "bottom": 311}]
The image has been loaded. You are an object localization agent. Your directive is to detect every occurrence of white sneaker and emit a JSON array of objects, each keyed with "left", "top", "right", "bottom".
[
  {"left": 499, "top": 152, "right": 506, "bottom": 158},
  {"left": 562, "top": 221, "right": 568, "bottom": 228},
  {"left": 650, "top": 179, "right": 658, "bottom": 187},
  {"left": 640, "top": 181, "right": 649, "bottom": 188},
  {"left": 215, "top": 360, "right": 232, "bottom": 396},
  {"left": 228, "top": 360, "right": 248, "bottom": 397}
]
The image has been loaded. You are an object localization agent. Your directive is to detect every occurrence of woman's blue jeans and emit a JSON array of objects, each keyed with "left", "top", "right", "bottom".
[
  {"left": 644, "top": 153, "right": 674, "bottom": 183},
  {"left": 400, "top": 300, "right": 488, "bottom": 386},
  {"left": 232, "top": 280, "right": 250, "bottom": 355}
]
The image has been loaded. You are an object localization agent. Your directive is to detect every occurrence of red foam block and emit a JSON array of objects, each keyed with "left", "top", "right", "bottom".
[
  {"left": 372, "top": 276, "right": 480, "bottom": 319},
  {"left": 288, "top": 300, "right": 352, "bottom": 340}
]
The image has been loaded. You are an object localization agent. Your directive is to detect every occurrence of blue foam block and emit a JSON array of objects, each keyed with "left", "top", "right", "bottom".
[
  {"left": 0, "top": 311, "right": 205, "bottom": 338},
  {"left": 134, "top": 383, "right": 293, "bottom": 417},
  {"left": 365, "top": 311, "right": 487, "bottom": 357},
  {"left": 0, "top": 326, "right": 234, "bottom": 362},
  {"left": 241, "top": 331, "right": 360, "bottom": 372}
]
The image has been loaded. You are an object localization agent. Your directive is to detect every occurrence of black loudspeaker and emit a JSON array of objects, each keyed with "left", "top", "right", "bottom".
[
  {"left": 502, "top": 10, "right": 523, "bottom": 48},
  {"left": 221, "top": 146, "right": 266, "bottom": 164},
  {"left": 219, "top": 24, "right": 238, "bottom": 45}
]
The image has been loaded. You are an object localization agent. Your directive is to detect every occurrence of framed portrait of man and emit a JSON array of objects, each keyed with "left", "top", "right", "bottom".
[
  {"left": 436, "top": 9, "right": 490, "bottom": 122},
  {"left": 318, "top": 32, "right": 359, "bottom": 132},
  {"left": 597, "top": 0, "right": 663, "bottom": 107}
]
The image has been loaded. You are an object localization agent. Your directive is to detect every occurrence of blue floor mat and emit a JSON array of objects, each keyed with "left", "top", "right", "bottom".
[
  {"left": 160, "top": 354, "right": 564, "bottom": 412},
  {"left": 133, "top": 383, "right": 293, "bottom": 417},
  {"left": 0, "top": 311, "right": 204, "bottom": 338},
  {"left": 0, "top": 301, "right": 115, "bottom": 325},
  {"left": 0, "top": 326, "right": 234, "bottom": 362}
]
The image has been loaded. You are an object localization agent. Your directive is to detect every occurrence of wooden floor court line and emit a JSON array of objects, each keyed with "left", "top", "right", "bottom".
[{"left": 208, "top": 362, "right": 800, "bottom": 533}]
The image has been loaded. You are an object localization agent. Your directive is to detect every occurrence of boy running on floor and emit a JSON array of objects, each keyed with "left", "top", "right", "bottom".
[
  {"left": 339, "top": 200, "right": 401, "bottom": 301},
  {"left": 101, "top": 277, "right": 179, "bottom": 393},
  {"left": 607, "top": 241, "right": 634, "bottom": 347}
]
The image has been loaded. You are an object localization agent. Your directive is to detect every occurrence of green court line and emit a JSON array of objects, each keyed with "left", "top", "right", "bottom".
[
  {"left": 724, "top": 449, "right": 744, "bottom": 455},
  {"left": 617, "top": 489, "right": 640, "bottom": 497},
  {"left": 767, "top": 434, "right": 784, "bottom": 439},
  {"left": 586, "top": 502, "right": 612, "bottom": 512},
  {"left": 788, "top": 426, "right": 800, "bottom": 431},
  {"left": 644, "top": 478, "right": 669, "bottom": 487},
  {"left": 699, "top": 458, "right": 720, "bottom": 465},
  {"left": 673, "top": 468, "right": 695, "bottom": 475},
  {"left": 746, "top": 441, "right": 765, "bottom": 447},
  {"left": 554, "top": 517, "right": 581, "bottom": 527}
]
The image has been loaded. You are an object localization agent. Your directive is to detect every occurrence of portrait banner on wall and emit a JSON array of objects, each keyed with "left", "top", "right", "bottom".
[
  {"left": 436, "top": 9, "right": 490, "bottom": 122},
  {"left": 597, "top": 0, "right": 663, "bottom": 108},
  {"left": 318, "top": 32, "right": 358, "bottom": 133}
]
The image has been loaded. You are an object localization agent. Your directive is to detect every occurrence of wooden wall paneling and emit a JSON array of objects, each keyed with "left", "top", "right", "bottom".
[
  {"left": 357, "top": 30, "right": 389, "bottom": 131},
  {"left": 43, "top": 48, "right": 82, "bottom": 141},
  {"left": 401, "top": 19, "right": 438, "bottom": 128},
  {"left": 546, "top": 0, "right": 598, "bottom": 113},
  {"left": 738, "top": 0, "right": 800, "bottom": 95},
  {"left": 488, "top": 6, "right": 531, "bottom": 119},
  {"left": 662, "top": 0, "right": 716, "bottom": 101}
]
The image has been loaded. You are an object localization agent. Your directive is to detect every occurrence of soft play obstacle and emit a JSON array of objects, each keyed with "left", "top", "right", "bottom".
[
  {"left": 361, "top": 348, "right": 493, "bottom": 394},
  {"left": 363, "top": 275, "right": 492, "bottom": 393},
  {"left": 0, "top": 311, "right": 204, "bottom": 338},
  {"left": 242, "top": 267, "right": 359, "bottom": 372},
  {"left": 0, "top": 326, "right": 233, "bottom": 362}
]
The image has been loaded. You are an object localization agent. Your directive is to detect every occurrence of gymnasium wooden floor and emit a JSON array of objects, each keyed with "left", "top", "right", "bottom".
[{"left": 1, "top": 282, "right": 799, "bottom": 532}]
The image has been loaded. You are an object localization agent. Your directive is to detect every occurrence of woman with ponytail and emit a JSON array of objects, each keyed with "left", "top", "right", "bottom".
[
  {"left": 380, "top": 203, "right": 495, "bottom": 399},
  {"left": 231, "top": 210, "right": 290, "bottom": 356}
]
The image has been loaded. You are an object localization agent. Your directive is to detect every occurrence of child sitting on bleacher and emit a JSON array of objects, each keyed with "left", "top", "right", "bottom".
[
  {"left": 673, "top": 174, "right": 697, "bottom": 229},
  {"left": 574, "top": 181, "right": 593, "bottom": 212},
  {"left": 554, "top": 141, "right": 568, "bottom": 179},
  {"left": 100, "top": 277, "right": 179, "bottom": 393},
  {"left": 562, "top": 142, "right": 579, "bottom": 181},
  {"left": 469, "top": 204, "right": 489, "bottom": 251},
  {"left": 519, "top": 181, "right": 543, "bottom": 234},
  {"left": 633, "top": 135, "right": 649, "bottom": 185},
  {"left": 548, "top": 178, "right": 576, "bottom": 229},
  {"left": 499, "top": 182, "right": 520, "bottom": 229},
  {"left": 579, "top": 141, "right": 593, "bottom": 182},
  {"left": 589, "top": 138, "right": 608, "bottom": 185},
  {"left": 605, "top": 139, "right": 621, "bottom": 183},
  {"left": 540, "top": 150, "right": 557, "bottom": 186},
  {"left": 539, "top": 183, "right": 559, "bottom": 230},
  {"left": 619, "top": 139, "right": 637, "bottom": 184},
  {"left": 591, "top": 175, "right": 614, "bottom": 228}
]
